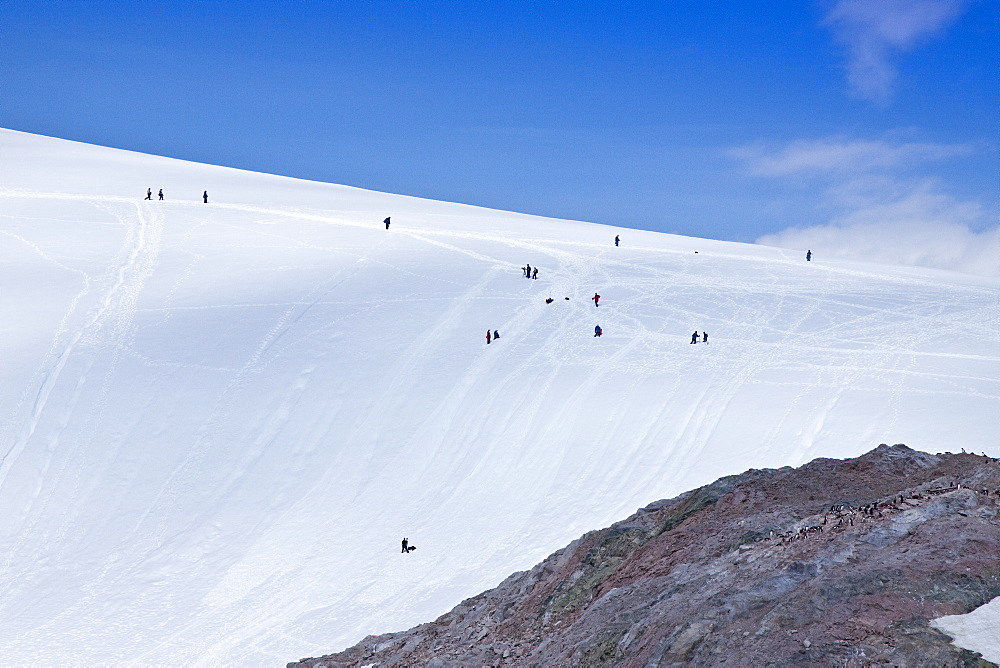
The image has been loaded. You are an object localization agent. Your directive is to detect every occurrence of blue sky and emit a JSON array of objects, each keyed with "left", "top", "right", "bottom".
[{"left": 1, "top": 1, "right": 996, "bottom": 268}]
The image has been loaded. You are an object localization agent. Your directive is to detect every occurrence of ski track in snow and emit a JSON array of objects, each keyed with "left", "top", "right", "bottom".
[{"left": 1, "top": 133, "right": 999, "bottom": 666}]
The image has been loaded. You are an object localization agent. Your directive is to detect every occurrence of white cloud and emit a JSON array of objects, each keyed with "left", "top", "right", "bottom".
[
  {"left": 740, "top": 136, "right": 998, "bottom": 277},
  {"left": 732, "top": 138, "right": 970, "bottom": 176},
  {"left": 822, "top": 0, "right": 968, "bottom": 103},
  {"left": 757, "top": 185, "right": 1000, "bottom": 277}
]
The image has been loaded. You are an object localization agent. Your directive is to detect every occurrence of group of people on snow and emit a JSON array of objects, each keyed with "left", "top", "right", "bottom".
[
  {"left": 143, "top": 188, "right": 208, "bottom": 203},
  {"left": 486, "top": 329, "right": 500, "bottom": 344},
  {"left": 690, "top": 331, "right": 708, "bottom": 344},
  {"left": 522, "top": 264, "right": 538, "bottom": 279}
]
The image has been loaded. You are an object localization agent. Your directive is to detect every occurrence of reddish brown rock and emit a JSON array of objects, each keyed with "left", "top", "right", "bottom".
[{"left": 290, "top": 445, "right": 1000, "bottom": 667}]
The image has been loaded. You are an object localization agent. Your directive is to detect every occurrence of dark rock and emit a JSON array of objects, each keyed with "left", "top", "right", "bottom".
[{"left": 292, "top": 445, "right": 1000, "bottom": 667}]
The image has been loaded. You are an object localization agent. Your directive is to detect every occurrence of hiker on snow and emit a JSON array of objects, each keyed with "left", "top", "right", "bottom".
[
  {"left": 144, "top": 188, "right": 152, "bottom": 200},
  {"left": 615, "top": 235, "right": 619, "bottom": 247},
  {"left": 384, "top": 217, "right": 391, "bottom": 229},
  {"left": 158, "top": 189, "right": 164, "bottom": 200},
  {"left": 203, "top": 191, "right": 208, "bottom": 203},
  {"left": 532, "top": 267, "right": 538, "bottom": 279},
  {"left": 486, "top": 330, "right": 491, "bottom": 344},
  {"left": 806, "top": 249, "right": 812, "bottom": 261},
  {"left": 525, "top": 263, "right": 531, "bottom": 279},
  {"left": 594, "top": 325, "right": 603, "bottom": 337},
  {"left": 401, "top": 538, "right": 408, "bottom": 553},
  {"left": 702, "top": 331, "right": 708, "bottom": 344},
  {"left": 592, "top": 293, "right": 600, "bottom": 307},
  {"left": 691, "top": 331, "right": 699, "bottom": 344},
  {"left": 493, "top": 330, "right": 499, "bottom": 340}
]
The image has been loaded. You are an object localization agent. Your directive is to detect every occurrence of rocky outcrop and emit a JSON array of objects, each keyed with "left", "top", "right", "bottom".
[{"left": 290, "top": 445, "right": 1000, "bottom": 667}]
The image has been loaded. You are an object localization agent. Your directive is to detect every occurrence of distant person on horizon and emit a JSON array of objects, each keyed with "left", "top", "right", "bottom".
[
  {"left": 384, "top": 217, "right": 390, "bottom": 229},
  {"left": 158, "top": 189, "right": 164, "bottom": 200},
  {"left": 806, "top": 249, "right": 812, "bottom": 261},
  {"left": 691, "top": 331, "right": 699, "bottom": 344},
  {"left": 615, "top": 235, "right": 619, "bottom": 247},
  {"left": 203, "top": 191, "right": 208, "bottom": 203},
  {"left": 144, "top": 188, "right": 151, "bottom": 200},
  {"left": 594, "top": 325, "right": 602, "bottom": 337},
  {"left": 592, "top": 293, "right": 600, "bottom": 307}
]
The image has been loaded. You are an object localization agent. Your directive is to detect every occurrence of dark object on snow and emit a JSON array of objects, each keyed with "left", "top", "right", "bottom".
[
  {"left": 384, "top": 217, "right": 391, "bottom": 229},
  {"left": 594, "top": 325, "right": 602, "bottom": 337},
  {"left": 203, "top": 191, "right": 208, "bottom": 203},
  {"left": 806, "top": 249, "right": 812, "bottom": 261},
  {"left": 702, "top": 331, "right": 708, "bottom": 344},
  {"left": 615, "top": 235, "right": 619, "bottom": 247},
  {"left": 144, "top": 188, "right": 151, "bottom": 200},
  {"left": 406, "top": 545, "right": 416, "bottom": 553},
  {"left": 486, "top": 330, "right": 491, "bottom": 345},
  {"left": 691, "top": 331, "right": 699, "bottom": 344},
  {"left": 493, "top": 330, "right": 499, "bottom": 340},
  {"left": 401, "top": 538, "right": 408, "bottom": 553},
  {"left": 592, "top": 293, "right": 600, "bottom": 307},
  {"left": 532, "top": 267, "right": 538, "bottom": 279},
  {"left": 525, "top": 264, "right": 531, "bottom": 279},
  {"left": 564, "top": 297, "right": 569, "bottom": 300},
  {"left": 545, "top": 298, "right": 554, "bottom": 304},
  {"left": 158, "top": 189, "right": 164, "bottom": 200}
]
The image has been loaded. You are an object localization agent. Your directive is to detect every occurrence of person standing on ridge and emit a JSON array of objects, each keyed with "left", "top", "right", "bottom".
[
  {"left": 594, "top": 325, "right": 602, "bottom": 337},
  {"left": 384, "top": 217, "right": 390, "bottom": 229},
  {"left": 158, "top": 189, "right": 164, "bottom": 200},
  {"left": 144, "top": 188, "right": 152, "bottom": 200},
  {"left": 486, "top": 330, "right": 491, "bottom": 344},
  {"left": 592, "top": 293, "right": 600, "bottom": 307},
  {"left": 203, "top": 191, "right": 208, "bottom": 203},
  {"left": 615, "top": 235, "right": 619, "bottom": 247},
  {"left": 691, "top": 331, "right": 699, "bottom": 344},
  {"left": 806, "top": 249, "right": 812, "bottom": 261}
]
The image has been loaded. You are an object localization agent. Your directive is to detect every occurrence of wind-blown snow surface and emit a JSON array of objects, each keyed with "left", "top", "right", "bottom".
[{"left": 1, "top": 129, "right": 998, "bottom": 666}]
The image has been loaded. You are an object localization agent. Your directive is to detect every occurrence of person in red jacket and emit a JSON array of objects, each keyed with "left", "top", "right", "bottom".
[
  {"left": 486, "top": 330, "right": 491, "bottom": 344},
  {"left": 592, "top": 293, "right": 600, "bottom": 307}
]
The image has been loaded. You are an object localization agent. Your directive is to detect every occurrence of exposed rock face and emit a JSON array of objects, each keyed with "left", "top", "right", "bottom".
[{"left": 290, "top": 445, "right": 1000, "bottom": 667}]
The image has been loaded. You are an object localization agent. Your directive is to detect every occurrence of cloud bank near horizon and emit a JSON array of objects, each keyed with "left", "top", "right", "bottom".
[
  {"left": 757, "top": 188, "right": 1000, "bottom": 278},
  {"left": 738, "top": 136, "right": 999, "bottom": 278},
  {"left": 822, "top": 0, "right": 968, "bottom": 103}
]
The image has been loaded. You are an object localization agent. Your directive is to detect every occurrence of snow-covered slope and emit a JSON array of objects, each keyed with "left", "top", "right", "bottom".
[{"left": 1, "top": 129, "right": 998, "bottom": 666}]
